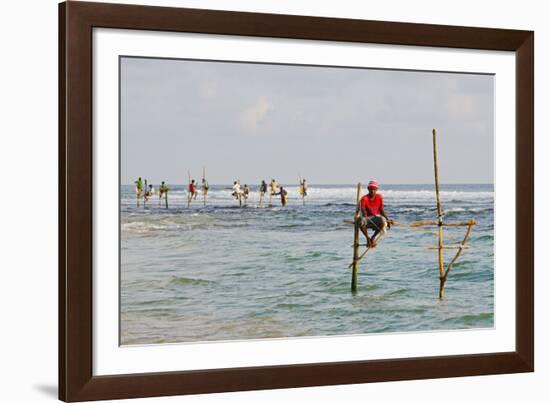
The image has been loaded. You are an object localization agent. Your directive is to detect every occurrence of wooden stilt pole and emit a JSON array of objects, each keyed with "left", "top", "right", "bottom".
[
  {"left": 165, "top": 190, "right": 168, "bottom": 209},
  {"left": 432, "top": 129, "right": 446, "bottom": 299},
  {"left": 351, "top": 182, "right": 362, "bottom": 293}
]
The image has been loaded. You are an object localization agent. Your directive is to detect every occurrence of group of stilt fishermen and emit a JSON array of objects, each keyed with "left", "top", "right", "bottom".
[
  {"left": 230, "top": 178, "right": 307, "bottom": 207},
  {"left": 133, "top": 176, "right": 309, "bottom": 208}
]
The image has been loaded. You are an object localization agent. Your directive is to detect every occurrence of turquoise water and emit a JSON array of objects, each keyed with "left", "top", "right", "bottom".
[{"left": 120, "top": 184, "right": 494, "bottom": 345}]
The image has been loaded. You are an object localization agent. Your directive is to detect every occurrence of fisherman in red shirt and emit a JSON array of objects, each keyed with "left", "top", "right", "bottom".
[
  {"left": 188, "top": 179, "right": 198, "bottom": 200},
  {"left": 360, "top": 180, "right": 392, "bottom": 248}
]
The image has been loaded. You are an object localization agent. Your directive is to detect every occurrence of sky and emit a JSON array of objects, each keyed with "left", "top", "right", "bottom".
[{"left": 120, "top": 57, "right": 494, "bottom": 185}]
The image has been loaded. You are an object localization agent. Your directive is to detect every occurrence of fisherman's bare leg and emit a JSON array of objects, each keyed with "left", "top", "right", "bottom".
[
  {"left": 370, "top": 230, "right": 380, "bottom": 248},
  {"left": 360, "top": 222, "right": 372, "bottom": 247}
]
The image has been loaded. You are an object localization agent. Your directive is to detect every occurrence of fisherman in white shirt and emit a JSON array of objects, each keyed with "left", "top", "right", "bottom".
[
  {"left": 232, "top": 180, "right": 241, "bottom": 199},
  {"left": 144, "top": 183, "right": 155, "bottom": 202}
]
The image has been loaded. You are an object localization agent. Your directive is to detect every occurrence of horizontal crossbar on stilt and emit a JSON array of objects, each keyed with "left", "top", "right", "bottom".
[{"left": 426, "top": 245, "right": 470, "bottom": 250}]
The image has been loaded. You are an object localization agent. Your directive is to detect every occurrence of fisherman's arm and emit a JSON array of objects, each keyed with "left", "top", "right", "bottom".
[{"left": 360, "top": 207, "right": 368, "bottom": 223}]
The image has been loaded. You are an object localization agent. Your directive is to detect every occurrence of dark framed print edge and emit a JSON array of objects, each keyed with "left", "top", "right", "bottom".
[{"left": 59, "top": 1, "right": 534, "bottom": 401}]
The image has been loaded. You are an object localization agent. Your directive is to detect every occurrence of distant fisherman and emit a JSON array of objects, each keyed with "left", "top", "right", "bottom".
[
  {"left": 201, "top": 178, "right": 209, "bottom": 196},
  {"left": 258, "top": 180, "right": 266, "bottom": 195},
  {"left": 189, "top": 179, "right": 198, "bottom": 200},
  {"left": 159, "top": 181, "right": 168, "bottom": 199},
  {"left": 360, "top": 180, "right": 392, "bottom": 248},
  {"left": 232, "top": 180, "right": 241, "bottom": 199},
  {"left": 259, "top": 180, "right": 267, "bottom": 205},
  {"left": 243, "top": 184, "right": 250, "bottom": 201},
  {"left": 134, "top": 177, "right": 144, "bottom": 207},
  {"left": 135, "top": 177, "right": 144, "bottom": 196},
  {"left": 299, "top": 178, "right": 308, "bottom": 196},
  {"left": 143, "top": 179, "right": 149, "bottom": 203},
  {"left": 274, "top": 185, "right": 288, "bottom": 207},
  {"left": 270, "top": 179, "right": 279, "bottom": 195},
  {"left": 145, "top": 184, "right": 155, "bottom": 202}
]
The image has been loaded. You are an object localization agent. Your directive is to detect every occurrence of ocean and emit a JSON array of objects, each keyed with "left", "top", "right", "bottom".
[{"left": 120, "top": 183, "right": 494, "bottom": 345}]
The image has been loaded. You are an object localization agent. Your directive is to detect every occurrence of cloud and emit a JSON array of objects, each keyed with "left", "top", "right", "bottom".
[
  {"left": 200, "top": 80, "right": 218, "bottom": 99},
  {"left": 241, "top": 96, "right": 272, "bottom": 133},
  {"left": 445, "top": 94, "right": 477, "bottom": 118}
]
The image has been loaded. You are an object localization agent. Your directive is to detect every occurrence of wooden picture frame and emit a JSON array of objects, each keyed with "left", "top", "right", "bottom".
[{"left": 59, "top": 1, "right": 534, "bottom": 401}]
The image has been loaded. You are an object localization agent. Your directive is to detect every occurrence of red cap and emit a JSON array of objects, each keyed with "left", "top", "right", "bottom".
[{"left": 367, "top": 180, "right": 379, "bottom": 189}]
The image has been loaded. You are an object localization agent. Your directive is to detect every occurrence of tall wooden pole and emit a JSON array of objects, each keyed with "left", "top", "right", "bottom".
[
  {"left": 165, "top": 190, "right": 168, "bottom": 209},
  {"left": 351, "top": 182, "right": 362, "bottom": 293},
  {"left": 432, "top": 129, "right": 446, "bottom": 299}
]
